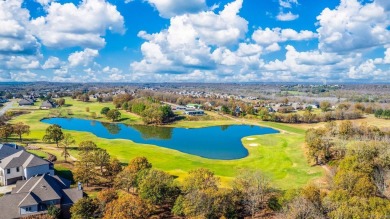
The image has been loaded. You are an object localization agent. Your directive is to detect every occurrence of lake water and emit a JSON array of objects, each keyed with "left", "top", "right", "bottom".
[{"left": 41, "top": 118, "right": 279, "bottom": 160}]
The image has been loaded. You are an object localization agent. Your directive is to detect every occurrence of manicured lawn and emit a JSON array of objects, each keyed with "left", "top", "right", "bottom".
[
  {"left": 55, "top": 163, "right": 75, "bottom": 183},
  {"left": 27, "top": 150, "right": 48, "bottom": 159},
  {"left": 9, "top": 98, "right": 323, "bottom": 190}
]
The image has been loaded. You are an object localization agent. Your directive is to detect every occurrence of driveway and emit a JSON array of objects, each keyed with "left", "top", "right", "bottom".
[{"left": 0, "top": 101, "right": 14, "bottom": 117}]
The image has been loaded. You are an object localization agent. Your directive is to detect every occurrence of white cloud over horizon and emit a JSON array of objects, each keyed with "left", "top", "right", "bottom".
[{"left": 0, "top": 0, "right": 389, "bottom": 83}]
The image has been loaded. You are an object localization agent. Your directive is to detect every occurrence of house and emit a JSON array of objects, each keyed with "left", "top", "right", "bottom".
[
  {"left": 175, "top": 106, "right": 187, "bottom": 111},
  {"left": 234, "top": 106, "right": 242, "bottom": 116},
  {"left": 309, "top": 102, "right": 320, "bottom": 109},
  {"left": 18, "top": 99, "right": 34, "bottom": 106},
  {"left": 0, "top": 174, "right": 83, "bottom": 219},
  {"left": 186, "top": 103, "right": 202, "bottom": 109},
  {"left": 266, "top": 107, "right": 275, "bottom": 112},
  {"left": 0, "top": 144, "right": 54, "bottom": 186},
  {"left": 0, "top": 98, "right": 8, "bottom": 103},
  {"left": 215, "top": 106, "right": 223, "bottom": 111},
  {"left": 185, "top": 110, "right": 204, "bottom": 116},
  {"left": 40, "top": 100, "right": 57, "bottom": 110},
  {"left": 291, "top": 102, "right": 304, "bottom": 111}
]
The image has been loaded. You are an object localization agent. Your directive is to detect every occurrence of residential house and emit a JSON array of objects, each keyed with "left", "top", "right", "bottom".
[
  {"left": 0, "top": 98, "right": 8, "bottom": 103},
  {"left": 185, "top": 110, "right": 205, "bottom": 116},
  {"left": 234, "top": 106, "right": 242, "bottom": 116},
  {"left": 0, "top": 144, "right": 54, "bottom": 186},
  {"left": 186, "top": 103, "right": 202, "bottom": 109},
  {"left": 291, "top": 102, "right": 304, "bottom": 111},
  {"left": 18, "top": 99, "right": 34, "bottom": 106},
  {"left": 0, "top": 174, "right": 83, "bottom": 219},
  {"left": 310, "top": 102, "right": 320, "bottom": 109},
  {"left": 40, "top": 100, "right": 57, "bottom": 110}
]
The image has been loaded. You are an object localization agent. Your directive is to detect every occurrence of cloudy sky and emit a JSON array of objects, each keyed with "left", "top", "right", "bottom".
[{"left": 0, "top": 0, "right": 389, "bottom": 83}]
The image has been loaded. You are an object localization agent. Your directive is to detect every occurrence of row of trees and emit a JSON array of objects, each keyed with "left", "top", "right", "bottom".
[
  {"left": 375, "top": 108, "right": 390, "bottom": 119},
  {"left": 100, "top": 107, "right": 121, "bottom": 122},
  {"left": 258, "top": 108, "right": 362, "bottom": 124},
  {"left": 71, "top": 155, "right": 277, "bottom": 219},
  {"left": 113, "top": 97, "right": 175, "bottom": 125},
  {"left": 0, "top": 122, "right": 30, "bottom": 142}
]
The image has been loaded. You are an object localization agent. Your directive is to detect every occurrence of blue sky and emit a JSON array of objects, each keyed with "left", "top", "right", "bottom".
[{"left": 0, "top": 0, "right": 389, "bottom": 82}]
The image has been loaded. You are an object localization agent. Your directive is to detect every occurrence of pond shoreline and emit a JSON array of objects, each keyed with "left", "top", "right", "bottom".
[{"left": 41, "top": 117, "right": 279, "bottom": 160}]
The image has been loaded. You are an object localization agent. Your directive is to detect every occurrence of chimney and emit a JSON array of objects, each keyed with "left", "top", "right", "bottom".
[{"left": 78, "top": 182, "right": 82, "bottom": 191}]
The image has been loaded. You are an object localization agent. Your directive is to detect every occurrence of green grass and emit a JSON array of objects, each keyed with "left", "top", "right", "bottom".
[
  {"left": 55, "top": 163, "right": 74, "bottom": 183},
  {"left": 27, "top": 150, "right": 48, "bottom": 159},
  {"left": 258, "top": 121, "right": 307, "bottom": 135},
  {"left": 9, "top": 97, "right": 323, "bottom": 189}
]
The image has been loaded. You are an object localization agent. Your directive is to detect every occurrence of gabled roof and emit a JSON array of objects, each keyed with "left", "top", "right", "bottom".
[
  {"left": 0, "top": 174, "right": 83, "bottom": 219},
  {"left": 0, "top": 144, "right": 23, "bottom": 160},
  {"left": 18, "top": 99, "right": 34, "bottom": 105},
  {"left": 13, "top": 174, "right": 63, "bottom": 201},
  {"left": 0, "top": 149, "right": 49, "bottom": 169},
  {"left": 19, "top": 192, "right": 39, "bottom": 207},
  {"left": 0, "top": 193, "right": 30, "bottom": 219},
  {"left": 40, "top": 100, "right": 57, "bottom": 108}
]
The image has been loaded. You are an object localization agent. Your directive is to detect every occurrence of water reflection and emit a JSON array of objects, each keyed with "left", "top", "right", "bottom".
[
  {"left": 102, "top": 122, "right": 121, "bottom": 135},
  {"left": 131, "top": 125, "right": 173, "bottom": 140}
]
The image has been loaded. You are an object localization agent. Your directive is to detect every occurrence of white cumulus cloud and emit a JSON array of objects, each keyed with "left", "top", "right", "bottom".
[
  {"left": 31, "top": 0, "right": 125, "bottom": 49},
  {"left": 276, "top": 11, "right": 299, "bottom": 21},
  {"left": 279, "top": 0, "right": 298, "bottom": 8},
  {"left": 145, "top": 0, "right": 207, "bottom": 18},
  {"left": 252, "top": 27, "right": 317, "bottom": 46},
  {"left": 42, "top": 56, "right": 62, "bottom": 69},
  {"left": 0, "top": 13, "right": 38, "bottom": 55},
  {"left": 68, "top": 49, "right": 99, "bottom": 67},
  {"left": 131, "top": 0, "right": 249, "bottom": 76},
  {"left": 317, "top": 0, "right": 390, "bottom": 52}
]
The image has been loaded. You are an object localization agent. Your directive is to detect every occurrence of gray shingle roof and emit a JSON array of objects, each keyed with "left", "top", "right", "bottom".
[
  {"left": 0, "top": 193, "right": 29, "bottom": 219},
  {"left": 62, "top": 188, "right": 84, "bottom": 205},
  {"left": 0, "top": 149, "right": 49, "bottom": 169},
  {"left": 14, "top": 174, "right": 63, "bottom": 201},
  {"left": 0, "top": 144, "right": 23, "bottom": 160},
  {"left": 18, "top": 99, "right": 34, "bottom": 105},
  {"left": 40, "top": 100, "right": 57, "bottom": 108},
  {"left": 1, "top": 174, "right": 83, "bottom": 219},
  {"left": 19, "top": 192, "right": 39, "bottom": 207}
]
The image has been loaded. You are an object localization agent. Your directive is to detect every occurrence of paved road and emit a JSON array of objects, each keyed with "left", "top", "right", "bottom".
[{"left": 0, "top": 101, "right": 14, "bottom": 116}]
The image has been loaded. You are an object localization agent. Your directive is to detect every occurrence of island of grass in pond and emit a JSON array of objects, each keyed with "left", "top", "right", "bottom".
[{"left": 42, "top": 118, "right": 279, "bottom": 160}]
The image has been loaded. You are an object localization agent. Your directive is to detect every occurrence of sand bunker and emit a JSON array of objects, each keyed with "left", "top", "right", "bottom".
[
  {"left": 249, "top": 143, "right": 259, "bottom": 147},
  {"left": 246, "top": 137, "right": 256, "bottom": 140}
]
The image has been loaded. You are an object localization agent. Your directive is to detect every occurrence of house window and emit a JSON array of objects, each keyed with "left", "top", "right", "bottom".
[
  {"left": 26, "top": 207, "right": 31, "bottom": 212},
  {"left": 16, "top": 167, "right": 20, "bottom": 172},
  {"left": 7, "top": 169, "right": 10, "bottom": 174}
]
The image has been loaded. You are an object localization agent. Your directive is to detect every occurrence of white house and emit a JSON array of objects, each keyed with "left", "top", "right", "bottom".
[
  {"left": 0, "top": 144, "right": 54, "bottom": 186},
  {"left": 185, "top": 110, "right": 205, "bottom": 116}
]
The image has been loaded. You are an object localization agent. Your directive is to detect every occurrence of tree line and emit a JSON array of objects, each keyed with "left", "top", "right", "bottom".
[
  {"left": 111, "top": 94, "right": 175, "bottom": 125},
  {"left": 284, "top": 122, "right": 390, "bottom": 218},
  {"left": 69, "top": 153, "right": 279, "bottom": 219},
  {"left": 0, "top": 122, "right": 30, "bottom": 142},
  {"left": 258, "top": 108, "right": 363, "bottom": 124},
  {"left": 375, "top": 108, "right": 390, "bottom": 119}
]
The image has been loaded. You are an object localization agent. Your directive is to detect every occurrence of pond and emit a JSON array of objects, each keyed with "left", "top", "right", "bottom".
[{"left": 41, "top": 118, "right": 279, "bottom": 160}]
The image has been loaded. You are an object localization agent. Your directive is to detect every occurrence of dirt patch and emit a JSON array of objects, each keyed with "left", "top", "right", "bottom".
[
  {"left": 246, "top": 137, "right": 256, "bottom": 140},
  {"left": 249, "top": 143, "right": 259, "bottom": 147}
]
